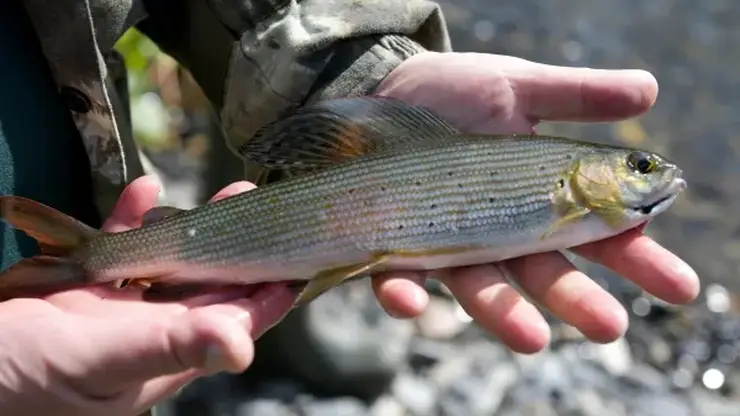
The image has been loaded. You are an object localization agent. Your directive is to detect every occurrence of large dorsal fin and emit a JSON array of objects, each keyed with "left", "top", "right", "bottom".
[{"left": 237, "top": 97, "right": 461, "bottom": 173}]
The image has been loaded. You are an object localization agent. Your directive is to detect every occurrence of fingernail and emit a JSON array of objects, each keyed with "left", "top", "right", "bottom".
[
  {"left": 236, "top": 311, "right": 252, "bottom": 324},
  {"left": 205, "top": 344, "right": 232, "bottom": 374},
  {"left": 675, "top": 260, "right": 700, "bottom": 300}
]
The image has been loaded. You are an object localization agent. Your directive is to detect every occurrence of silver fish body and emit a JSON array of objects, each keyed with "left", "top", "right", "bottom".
[
  {"left": 0, "top": 97, "right": 686, "bottom": 304},
  {"left": 80, "top": 137, "right": 671, "bottom": 283}
]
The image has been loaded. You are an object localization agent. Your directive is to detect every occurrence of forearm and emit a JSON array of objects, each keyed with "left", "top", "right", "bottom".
[{"left": 139, "top": 0, "right": 451, "bottom": 156}]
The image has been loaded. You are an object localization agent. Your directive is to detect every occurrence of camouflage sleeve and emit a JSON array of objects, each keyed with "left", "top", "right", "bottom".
[{"left": 139, "top": 0, "right": 451, "bottom": 157}]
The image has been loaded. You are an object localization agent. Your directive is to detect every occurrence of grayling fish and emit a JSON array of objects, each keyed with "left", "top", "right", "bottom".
[{"left": 0, "top": 97, "right": 686, "bottom": 306}]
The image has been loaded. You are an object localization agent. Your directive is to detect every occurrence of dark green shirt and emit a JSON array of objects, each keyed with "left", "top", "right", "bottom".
[{"left": 0, "top": 1, "right": 100, "bottom": 270}]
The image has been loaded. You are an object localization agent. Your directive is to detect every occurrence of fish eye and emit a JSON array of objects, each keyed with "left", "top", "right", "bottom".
[{"left": 627, "top": 151, "right": 656, "bottom": 174}]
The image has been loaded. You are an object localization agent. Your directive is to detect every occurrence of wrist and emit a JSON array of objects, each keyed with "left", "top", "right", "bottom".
[{"left": 304, "top": 34, "right": 429, "bottom": 103}]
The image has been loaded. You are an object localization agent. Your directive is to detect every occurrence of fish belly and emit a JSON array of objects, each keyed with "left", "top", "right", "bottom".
[{"left": 380, "top": 213, "right": 647, "bottom": 271}]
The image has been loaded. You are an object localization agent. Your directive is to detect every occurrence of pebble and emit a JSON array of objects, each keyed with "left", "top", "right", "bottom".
[
  {"left": 390, "top": 373, "right": 437, "bottom": 415},
  {"left": 297, "top": 397, "right": 368, "bottom": 416},
  {"left": 368, "top": 395, "right": 406, "bottom": 416},
  {"left": 236, "top": 399, "right": 296, "bottom": 416}
]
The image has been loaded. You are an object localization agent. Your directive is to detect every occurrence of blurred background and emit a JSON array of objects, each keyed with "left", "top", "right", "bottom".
[{"left": 117, "top": 1, "right": 740, "bottom": 415}]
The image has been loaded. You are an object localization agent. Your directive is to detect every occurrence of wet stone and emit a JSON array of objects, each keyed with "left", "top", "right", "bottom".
[
  {"left": 295, "top": 397, "right": 369, "bottom": 416},
  {"left": 390, "top": 373, "right": 437, "bottom": 415},
  {"left": 235, "top": 399, "right": 296, "bottom": 416}
]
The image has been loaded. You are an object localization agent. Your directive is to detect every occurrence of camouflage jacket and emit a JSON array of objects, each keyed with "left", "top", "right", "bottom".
[{"left": 22, "top": 0, "right": 452, "bottom": 220}]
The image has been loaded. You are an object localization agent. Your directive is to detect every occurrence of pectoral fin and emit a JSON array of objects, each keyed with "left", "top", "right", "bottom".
[
  {"left": 293, "top": 255, "right": 390, "bottom": 307},
  {"left": 540, "top": 206, "right": 591, "bottom": 240}
]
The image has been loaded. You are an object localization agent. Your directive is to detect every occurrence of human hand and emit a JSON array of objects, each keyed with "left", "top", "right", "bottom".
[
  {"left": 0, "top": 176, "right": 295, "bottom": 416},
  {"left": 370, "top": 51, "right": 699, "bottom": 353}
]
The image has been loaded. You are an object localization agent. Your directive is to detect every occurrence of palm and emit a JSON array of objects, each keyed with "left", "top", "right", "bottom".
[{"left": 371, "top": 52, "right": 698, "bottom": 353}]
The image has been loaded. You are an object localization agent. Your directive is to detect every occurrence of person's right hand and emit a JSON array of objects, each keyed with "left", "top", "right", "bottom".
[
  {"left": 369, "top": 52, "right": 700, "bottom": 354},
  {"left": 0, "top": 175, "right": 296, "bottom": 416}
]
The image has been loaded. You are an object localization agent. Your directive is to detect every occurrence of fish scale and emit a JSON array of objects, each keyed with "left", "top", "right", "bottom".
[
  {"left": 0, "top": 96, "right": 686, "bottom": 306},
  {"left": 83, "top": 138, "right": 584, "bottom": 273}
]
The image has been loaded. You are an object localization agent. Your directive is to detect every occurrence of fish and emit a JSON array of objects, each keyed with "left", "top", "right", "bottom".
[{"left": 0, "top": 97, "right": 687, "bottom": 307}]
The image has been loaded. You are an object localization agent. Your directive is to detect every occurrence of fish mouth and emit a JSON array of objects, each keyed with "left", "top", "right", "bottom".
[{"left": 631, "top": 177, "right": 687, "bottom": 216}]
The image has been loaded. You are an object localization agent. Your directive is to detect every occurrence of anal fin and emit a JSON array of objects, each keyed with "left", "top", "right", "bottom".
[{"left": 293, "top": 255, "right": 390, "bottom": 307}]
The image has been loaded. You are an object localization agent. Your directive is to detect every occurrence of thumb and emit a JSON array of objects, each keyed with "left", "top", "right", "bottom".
[
  {"left": 71, "top": 283, "right": 295, "bottom": 398},
  {"left": 74, "top": 309, "right": 254, "bottom": 399}
]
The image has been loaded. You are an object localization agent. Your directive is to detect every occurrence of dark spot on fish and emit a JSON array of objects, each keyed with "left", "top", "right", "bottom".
[
  {"left": 398, "top": 224, "right": 405, "bottom": 230},
  {"left": 415, "top": 180, "right": 422, "bottom": 186},
  {"left": 448, "top": 172, "right": 454, "bottom": 176},
  {"left": 458, "top": 183, "right": 463, "bottom": 188},
  {"left": 539, "top": 166, "right": 546, "bottom": 171},
  {"left": 565, "top": 155, "right": 573, "bottom": 160},
  {"left": 429, "top": 222, "right": 435, "bottom": 227},
  {"left": 380, "top": 186, "right": 387, "bottom": 191},
  {"left": 489, "top": 197, "right": 495, "bottom": 203},
  {"left": 348, "top": 188, "right": 356, "bottom": 194},
  {"left": 557, "top": 179, "right": 565, "bottom": 188},
  {"left": 431, "top": 204, "right": 438, "bottom": 209},
  {"left": 491, "top": 171, "right": 499, "bottom": 176}
]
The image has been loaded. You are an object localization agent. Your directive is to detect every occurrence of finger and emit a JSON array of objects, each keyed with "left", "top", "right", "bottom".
[
  {"left": 371, "top": 271, "right": 429, "bottom": 318},
  {"left": 73, "top": 283, "right": 293, "bottom": 398},
  {"left": 507, "top": 60, "right": 659, "bottom": 122},
  {"left": 72, "top": 368, "right": 204, "bottom": 416},
  {"left": 193, "top": 283, "right": 295, "bottom": 340},
  {"left": 48, "top": 285, "right": 261, "bottom": 317},
  {"left": 208, "top": 181, "right": 256, "bottom": 203},
  {"left": 571, "top": 229, "right": 700, "bottom": 304},
  {"left": 438, "top": 264, "right": 551, "bottom": 354},
  {"left": 69, "top": 308, "right": 253, "bottom": 401},
  {"left": 504, "top": 252, "right": 629, "bottom": 343},
  {"left": 133, "top": 368, "right": 203, "bottom": 412},
  {"left": 102, "top": 175, "right": 163, "bottom": 232}
]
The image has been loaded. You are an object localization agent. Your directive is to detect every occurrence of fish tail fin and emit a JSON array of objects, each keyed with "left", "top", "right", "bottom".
[{"left": 0, "top": 196, "right": 100, "bottom": 299}]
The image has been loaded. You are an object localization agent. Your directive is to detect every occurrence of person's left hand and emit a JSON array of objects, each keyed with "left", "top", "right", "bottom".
[
  {"left": 368, "top": 51, "right": 699, "bottom": 354},
  {"left": 0, "top": 177, "right": 296, "bottom": 416}
]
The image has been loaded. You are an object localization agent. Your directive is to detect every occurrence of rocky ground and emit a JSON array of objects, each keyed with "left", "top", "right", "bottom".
[
  {"left": 154, "top": 278, "right": 740, "bottom": 416},
  {"left": 146, "top": 1, "right": 740, "bottom": 415}
]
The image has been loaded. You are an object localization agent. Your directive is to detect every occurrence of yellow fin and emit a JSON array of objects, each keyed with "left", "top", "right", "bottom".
[
  {"left": 238, "top": 97, "right": 461, "bottom": 175},
  {"left": 598, "top": 207, "right": 631, "bottom": 230},
  {"left": 142, "top": 206, "right": 185, "bottom": 225},
  {"left": 293, "top": 255, "right": 390, "bottom": 307},
  {"left": 540, "top": 206, "right": 591, "bottom": 240}
]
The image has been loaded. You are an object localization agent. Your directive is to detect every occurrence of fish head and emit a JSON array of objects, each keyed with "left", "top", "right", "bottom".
[{"left": 571, "top": 148, "right": 686, "bottom": 226}]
